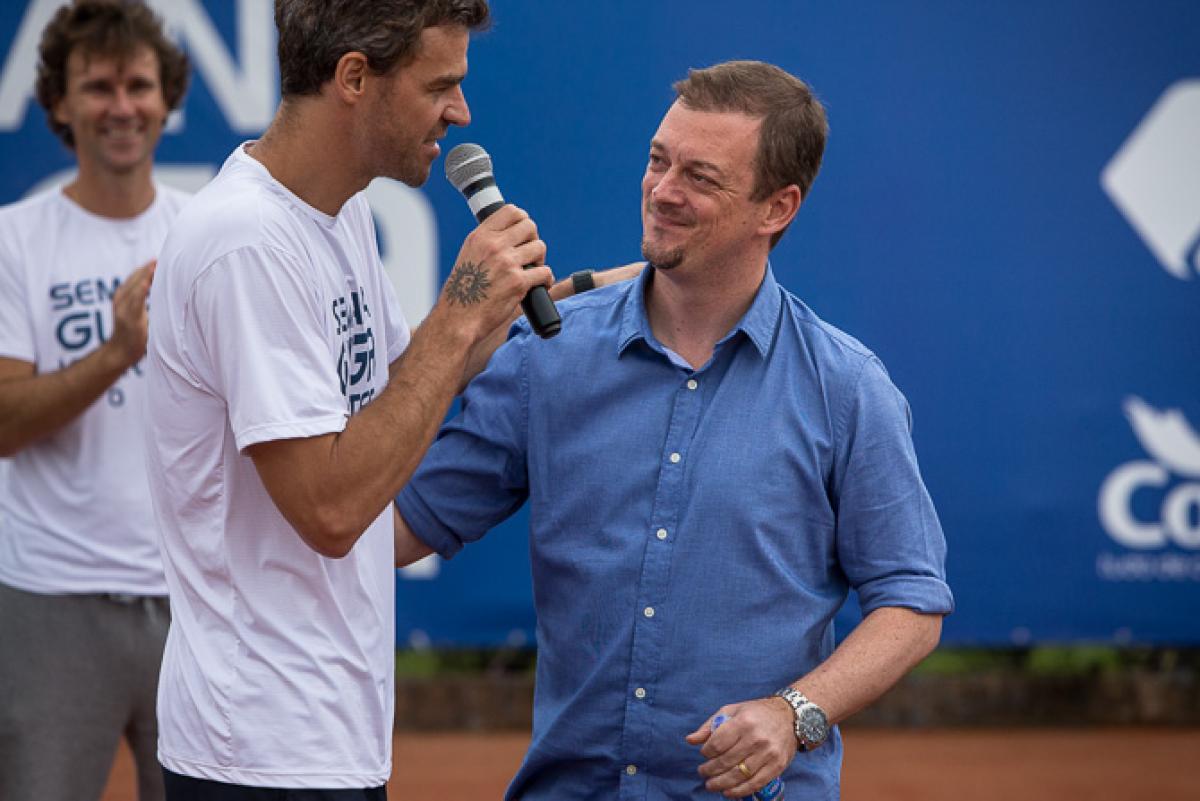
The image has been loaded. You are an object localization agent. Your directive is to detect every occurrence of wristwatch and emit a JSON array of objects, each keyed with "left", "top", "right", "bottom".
[
  {"left": 570, "top": 269, "right": 596, "bottom": 294},
  {"left": 774, "top": 687, "right": 830, "bottom": 751}
]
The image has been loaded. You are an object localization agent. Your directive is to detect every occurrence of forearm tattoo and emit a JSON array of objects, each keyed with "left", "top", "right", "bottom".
[{"left": 444, "top": 261, "right": 492, "bottom": 306}]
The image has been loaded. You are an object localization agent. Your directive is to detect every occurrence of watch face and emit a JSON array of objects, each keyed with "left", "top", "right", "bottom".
[{"left": 799, "top": 706, "right": 829, "bottom": 744}]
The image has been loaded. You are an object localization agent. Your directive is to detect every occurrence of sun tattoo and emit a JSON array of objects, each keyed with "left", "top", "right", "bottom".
[{"left": 445, "top": 261, "right": 492, "bottom": 306}]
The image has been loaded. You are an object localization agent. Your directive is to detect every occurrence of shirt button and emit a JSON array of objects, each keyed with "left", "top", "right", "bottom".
[
  {"left": 643, "top": 606, "right": 655, "bottom": 618},
  {"left": 687, "top": 379, "right": 698, "bottom": 390},
  {"left": 625, "top": 765, "right": 638, "bottom": 776},
  {"left": 635, "top": 687, "right": 647, "bottom": 699},
  {"left": 655, "top": 528, "right": 668, "bottom": 540},
  {"left": 669, "top": 452, "right": 681, "bottom": 464}
]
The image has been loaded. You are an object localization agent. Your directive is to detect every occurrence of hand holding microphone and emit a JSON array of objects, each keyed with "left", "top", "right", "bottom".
[{"left": 445, "top": 144, "right": 561, "bottom": 339}]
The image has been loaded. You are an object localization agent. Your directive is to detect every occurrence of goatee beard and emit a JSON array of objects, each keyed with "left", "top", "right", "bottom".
[{"left": 641, "top": 239, "right": 684, "bottom": 270}]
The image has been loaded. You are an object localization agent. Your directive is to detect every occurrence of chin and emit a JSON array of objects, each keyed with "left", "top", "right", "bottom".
[
  {"left": 98, "top": 156, "right": 149, "bottom": 175},
  {"left": 390, "top": 158, "right": 432, "bottom": 188},
  {"left": 641, "top": 240, "right": 684, "bottom": 270},
  {"left": 399, "top": 169, "right": 431, "bottom": 188}
]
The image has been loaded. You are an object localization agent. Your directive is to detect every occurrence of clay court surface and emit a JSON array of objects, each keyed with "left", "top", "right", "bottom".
[{"left": 101, "top": 728, "right": 1198, "bottom": 800}]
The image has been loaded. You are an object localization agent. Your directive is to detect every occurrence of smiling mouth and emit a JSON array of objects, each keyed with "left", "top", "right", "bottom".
[
  {"left": 100, "top": 125, "right": 145, "bottom": 140},
  {"left": 647, "top": 207, "right": 689, "bottom": 228}
]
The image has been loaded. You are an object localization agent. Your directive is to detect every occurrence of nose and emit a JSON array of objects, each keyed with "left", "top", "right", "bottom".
[
  {"left": 109, "top": 87, "right": 136, "bottom": 118},
  {"left": 445, "top": 85, "right": 470, "bottom": 128},
  {"left": 648, "top": 167, "right": 684, "bottom": 206}
]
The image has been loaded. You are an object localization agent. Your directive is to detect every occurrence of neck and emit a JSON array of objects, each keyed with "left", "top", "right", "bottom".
[
  {"left": 250, "top": 101, "right": 368, "bottom": 216},
  {"left": 64, "top": 160, "right": 156, "bottom": 218},
  {"left": 645, "top": 255, "right": 767, "bottom": 370}
]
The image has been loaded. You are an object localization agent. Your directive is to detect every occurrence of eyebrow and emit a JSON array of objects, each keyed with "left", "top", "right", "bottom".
[
  {"left": 427, "top": 70, "right": 466, "bottom": 89},
  {"left": 649, "top": 139, "right": 728, "bottom": 180}
]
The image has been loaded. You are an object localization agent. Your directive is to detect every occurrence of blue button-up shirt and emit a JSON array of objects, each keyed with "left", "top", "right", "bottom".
[{"left": 398, "top": 266, "right": 953, "bottom": 800}]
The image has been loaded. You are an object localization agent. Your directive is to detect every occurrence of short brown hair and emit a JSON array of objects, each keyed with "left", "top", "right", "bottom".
[
  {"left": 35, "top": 0, "right": 189, "bottom": 149},
  {"left": 275, "top": 0, "right": 490, "bottom": 98},
  {"left": 674, "top": 61, "right": 828, "bottom": 245}
]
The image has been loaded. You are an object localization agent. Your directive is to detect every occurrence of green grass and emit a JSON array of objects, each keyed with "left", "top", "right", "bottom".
[
  {"left": 396, "top": 646, "right": 1200, "bottom": 679},
  {"left": 396, "top": 647, "right": 537, "bottom": 678},
  {"left": 913, "top": 646, "right": 1199, "bottom": 676}
]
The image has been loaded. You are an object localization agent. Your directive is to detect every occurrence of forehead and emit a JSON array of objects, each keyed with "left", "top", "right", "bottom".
[
  {"left": 65, "top": 44, "right": 160, "bottom": 82},
  {"left": 653, "top": 101, "right": 761, "bottom": 171},
  {"left": 404, "top": 24, "right": 470, "bottom": 78}
]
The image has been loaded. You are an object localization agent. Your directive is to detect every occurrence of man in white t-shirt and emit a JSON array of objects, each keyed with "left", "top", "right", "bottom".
[
  {"left": 144, "top": 1, "right": 555, "bottom": 798},
  {"left": 0, "top": 3, "right": 190, "bottom": 800}
]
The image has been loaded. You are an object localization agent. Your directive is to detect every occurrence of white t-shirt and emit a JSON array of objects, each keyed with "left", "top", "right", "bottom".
[
  {"left": 0, "top": 185, "right": 189, "bottom": 595},
  {"left": 145, "top": 144, "right": 409, "bottom": 789}
]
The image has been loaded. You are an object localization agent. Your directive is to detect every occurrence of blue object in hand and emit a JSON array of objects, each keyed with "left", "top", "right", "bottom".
[{"left": 710, "top": 715, "right": 785, "bottom": 800}]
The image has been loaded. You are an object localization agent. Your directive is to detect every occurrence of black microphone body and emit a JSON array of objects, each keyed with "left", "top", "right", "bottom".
[{"left": 446, "top": 148, "right": 561, "bottom": 339}]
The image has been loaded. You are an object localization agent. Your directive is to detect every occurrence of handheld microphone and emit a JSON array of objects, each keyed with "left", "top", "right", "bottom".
[{"left": 444, "top": 143, "right": 561, "bottom": 339}]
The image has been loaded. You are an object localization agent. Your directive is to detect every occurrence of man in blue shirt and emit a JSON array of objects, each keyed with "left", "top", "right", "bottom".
[{"left": 396, "top": 60, "right": 953, "bottom": 800}]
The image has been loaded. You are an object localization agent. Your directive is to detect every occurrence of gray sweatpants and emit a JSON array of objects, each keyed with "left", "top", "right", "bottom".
[{"left": 0, "top": 580, "right": 170, "bottom": 801}]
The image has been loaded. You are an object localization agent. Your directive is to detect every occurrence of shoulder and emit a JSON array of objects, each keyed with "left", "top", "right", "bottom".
[
  {"left": 778, "top": 287, "right": 881, "bottom": 378},
  {"left": 782, "top": 288, "right": 875, "bottom": 360},
  {"left": 774, "top": 286, "right": 908, "bottom": 418},
  {"left": 510, "top": 277, "right": 630, "bottom": 355},
  {"left": 172, "top": 160, "right": 283, "bottom": 243},
  {"left": 560, "top": 278, "right": 630, "bottom": 324},
  {"left": 0, "top": 186, "right": 65, "bottom": 229},
  {"left": 0, "top": 188, "right": 70, "bottom": 269},
  {"left": 161, "top": 160, "right": 306, "bottom": 281}
]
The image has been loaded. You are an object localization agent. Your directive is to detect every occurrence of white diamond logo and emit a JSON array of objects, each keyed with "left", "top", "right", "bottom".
[{"left": 1101, "top": 79, "right": 1200, "bottom": 280}]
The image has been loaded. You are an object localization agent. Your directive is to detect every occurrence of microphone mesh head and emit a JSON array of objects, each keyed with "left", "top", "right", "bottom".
[{"left": 445, "top": 143, "right": 493, "bottom": 193}]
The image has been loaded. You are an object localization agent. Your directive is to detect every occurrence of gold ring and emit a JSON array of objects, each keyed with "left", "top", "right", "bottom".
[{"left": 738, "top": 761, "right": 752, "bottom": 779}]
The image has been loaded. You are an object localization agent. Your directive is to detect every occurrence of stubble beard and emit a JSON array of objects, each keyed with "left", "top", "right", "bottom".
[
  {"left": 395, "top": 133, "right": 448, "bottom": 188},
  {"left": 392, "top": 153, "right": 432, "bottom": 188},
  {"left": 375, "top": 119, "right": 438, "bottom": 188}
]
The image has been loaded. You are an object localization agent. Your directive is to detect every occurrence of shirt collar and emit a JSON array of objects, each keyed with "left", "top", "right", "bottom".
[{"left": 617, "top": 262, "right": 783, "bottom": 359}]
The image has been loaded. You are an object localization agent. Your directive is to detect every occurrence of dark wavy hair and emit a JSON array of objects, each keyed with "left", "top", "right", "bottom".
[
  {"left": 275, "top": 0, "right": 490, "bottom": 98},
  {"left": 35, "top": 0, "right": 189, "bottom": 149},
  {"left": 674, "top": 61, "right": 828, "bottom": 246}
]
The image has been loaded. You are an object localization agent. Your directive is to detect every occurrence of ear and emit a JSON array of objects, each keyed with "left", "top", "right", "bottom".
[
  {"left": 331, "top": 51, "right": 370, "bottom": 105},
  {"left": 51, "top": 97, "right": 68, "bottom": 126},
  {"left": 758, "top": 184, "right": 802, "bottom": 239}
]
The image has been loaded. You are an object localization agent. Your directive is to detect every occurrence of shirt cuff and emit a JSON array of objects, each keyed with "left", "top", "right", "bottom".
[
  {"left": 234, "top": 414, "right": 347, "bottom": 452},
  {"left": 856, "top": 574, "right": 955, "bottom": 617},
  {"left": 395, "top": 485, "right": 466, "bottom": 559}
]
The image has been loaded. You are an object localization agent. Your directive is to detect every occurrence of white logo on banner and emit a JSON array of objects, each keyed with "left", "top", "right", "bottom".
[
  {"left": 1097, "top": 398, "right": 1200, "bottom": 581},
  {"left": 1101, "top": 79, "right": 1200, "bottom": 280}
]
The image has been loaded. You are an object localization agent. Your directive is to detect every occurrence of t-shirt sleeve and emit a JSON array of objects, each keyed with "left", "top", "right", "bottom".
[
  {"left": 0, "top": 232, "right": 34, "bottom": 363},
  {"left": 396, "top": 326, "right": 531, "bottom": 558},
  {"left": 832, "top": 356, "right": 954, "bottom": 616},
  {"left": 185, "top": 245, "right": 349, "bottom": 451}
]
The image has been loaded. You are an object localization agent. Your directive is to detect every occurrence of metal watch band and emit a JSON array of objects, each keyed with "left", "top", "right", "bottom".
[
  {"left": 570, "top": 269, "right": 596, "bottom": 294},
  {"left": 774, "top": 686, "right": 828, "bottom": 751}
]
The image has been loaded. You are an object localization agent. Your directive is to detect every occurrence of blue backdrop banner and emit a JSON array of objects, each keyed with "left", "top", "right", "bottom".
[{"left": 1, "top": 0, "right": 1197, "bottom": 646}]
